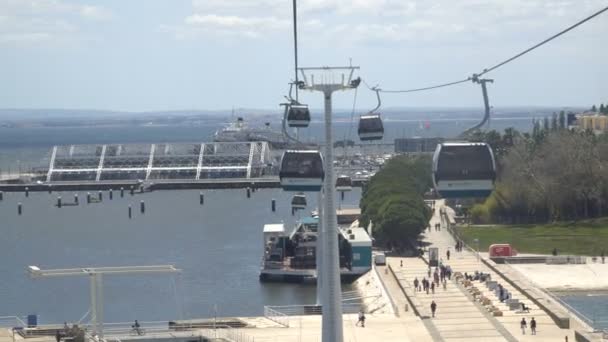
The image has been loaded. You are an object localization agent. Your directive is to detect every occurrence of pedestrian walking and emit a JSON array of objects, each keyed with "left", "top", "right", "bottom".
[
  {"left": 530, "top": 317, "right": 537, "bottom": 335},
  {"left": 601, "top": 251, "right": 605, "bottom": 264},
  {"left": 356, "top": 310, "right": 366, "bottom": 327},
  {"left": 499, "top": 285, "right": 504, "bottom": 302},
  {"left": 442, "top": 278, "right": 447, "bottom": 290},
  {"left": 413, "top": 278, "right": 419, "bottom": 291},
  {"left": 446, "top": 249, "right": 450, "bottom": 260},
  {"left": 431, "top": 281, "right": 435, "bottom": 294},
  {"left": 430, "top": 301, "right": 437, "bottom": 318},
  {"left": 400, "top": 260, "right": 403, "bottom": 267},
  {"left": 520, "top": 318, "right": 527, "bottom": 335},
  {"left": 55, "top": 330, "right": 61, "bottom": 342}
]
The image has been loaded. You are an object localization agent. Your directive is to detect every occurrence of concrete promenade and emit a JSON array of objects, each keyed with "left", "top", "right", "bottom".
[{"left": 417, "top": 200, "right": 577, "bottom": 341}]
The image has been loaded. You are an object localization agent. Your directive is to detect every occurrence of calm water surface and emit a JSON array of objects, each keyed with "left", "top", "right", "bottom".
[{"left": 0, "top": 188, "right": 361, "bottom": 323}]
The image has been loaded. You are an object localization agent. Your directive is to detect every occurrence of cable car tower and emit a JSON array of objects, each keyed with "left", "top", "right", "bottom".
[{"left": 298, "top": 65, "right": 360, "bottom": 342}]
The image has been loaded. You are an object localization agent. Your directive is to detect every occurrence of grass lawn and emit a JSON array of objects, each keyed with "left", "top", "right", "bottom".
[{"left": 457, "top": 218, "right": 608, "bottom": 255}]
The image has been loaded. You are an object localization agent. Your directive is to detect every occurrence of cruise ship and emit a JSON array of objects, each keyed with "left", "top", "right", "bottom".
[{"left": 213, "top": 117, "right": 289, "bottom": 148}]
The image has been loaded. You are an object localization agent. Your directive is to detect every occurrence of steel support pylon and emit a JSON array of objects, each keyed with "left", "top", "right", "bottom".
[{"left": 298, "top": 65, "right": 360, "bottom": 342}]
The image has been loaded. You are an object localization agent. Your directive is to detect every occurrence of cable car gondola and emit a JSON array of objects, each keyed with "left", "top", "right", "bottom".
[
  {"left": 358, "top": 114, "right": 384, "bottom": 141},
  {"left": 287, "top": 104, "right": 311, "bottom": 128},
  {"left": 335, "top": 175, "right": 352, "bottom": 192},
  {"left": 432, "top": 142, "right": 496, "bottom": 198},
  {"left": 279, "top": 150, "right": 324, "bottom": 191},
  {"left": 291, "top": 193, "right": 307, "bottom": 209}
]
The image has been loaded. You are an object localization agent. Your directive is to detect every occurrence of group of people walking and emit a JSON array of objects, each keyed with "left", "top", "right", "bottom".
[{"left": 520, "top": 317, "right": 537, "bottom": 335}]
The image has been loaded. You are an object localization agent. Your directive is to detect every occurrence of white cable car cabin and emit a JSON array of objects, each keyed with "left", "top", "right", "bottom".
[
  {"left": 358, "top": 114, "right": 384, "bottom": 141},
  {"left": 335, "top": 175, "right": 352, "bottom": 192},
  {"left": 287, "top": 104, "right": 311, "bottom": 128},
  {"left": 279, "top": 150, "right": 324, "bottom": 192},
  {"left": 432, "top": 142, "right": 496, "bottom": 198},
  {"left": 291, "top": 193, "right": 307, "bottom": 209}
]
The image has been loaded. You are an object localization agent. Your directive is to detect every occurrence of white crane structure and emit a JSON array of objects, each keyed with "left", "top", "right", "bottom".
[{"left": 27, "top": 265, "right": 181, "bottom": 338}]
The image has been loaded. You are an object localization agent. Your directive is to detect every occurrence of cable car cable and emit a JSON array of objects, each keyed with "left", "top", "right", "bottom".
[
  {"left": 475, "top": 4, "right": 608, "bottom": 78},
  {"left": 368, "top": 5, "right": 608, "bottom": 94}
]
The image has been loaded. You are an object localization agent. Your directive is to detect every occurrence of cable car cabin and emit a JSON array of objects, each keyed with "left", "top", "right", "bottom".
[
  {"left": 279, "top": 150, "right": 324, "bottom": 191},
  {"left": 336, "top": 175, "right": 352, "bottom": 192},
  {"left": 287, "top": 104, "right": 311, "bottom": 128},
  {"left": 291, "top": 193, "right": 307, "bottom": 209},
  {"left": 432, "top": 142, "right": 496, "bottom": 198},
  {"left": 358, "top": 115, "right": 384, "bottom": 141}
]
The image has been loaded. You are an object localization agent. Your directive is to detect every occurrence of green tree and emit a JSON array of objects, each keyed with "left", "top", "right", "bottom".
[
  {"left": 600, "top": 104, "right": 606, "bottom": 115},
  {"left": 592, "top": 105, "right": 598, "bottom": 112},
  {"left": 551, "top": 112, "right": 558, "bottom": 131},
  {"left": 543, "top": 117, "right": 550, "bottom": 131}
]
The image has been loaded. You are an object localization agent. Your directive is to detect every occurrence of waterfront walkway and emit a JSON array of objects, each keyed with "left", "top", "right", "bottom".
[{"left": 396, "top": 200, "right": 576, "bottom": 342}]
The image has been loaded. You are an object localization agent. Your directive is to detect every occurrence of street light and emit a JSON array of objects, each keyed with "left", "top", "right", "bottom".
[{"left": 473, "top": 238, "right": 480, "bottom": 262}]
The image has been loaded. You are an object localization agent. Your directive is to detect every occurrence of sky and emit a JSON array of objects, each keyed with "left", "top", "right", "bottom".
[{"left": 0, "top": 0, "right": 607, "bottom": 112}]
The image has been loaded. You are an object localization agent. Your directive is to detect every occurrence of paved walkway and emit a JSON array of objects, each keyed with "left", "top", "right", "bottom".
[
  {"left": 422, "top": 200, "right": 576, "bottom": 342},
  {"left": 390, "top": 257, "right": 509, "bottom": 342}
]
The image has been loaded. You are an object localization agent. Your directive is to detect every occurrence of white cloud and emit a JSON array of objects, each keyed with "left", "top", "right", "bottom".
[
  {"left": 80, "top": 6, "right": 112, "bottom": 21},
  {"left": 0, "top": 0, "right": 112, "bottom": 45},
  {"left": 166, "top": 0, "right": 608, "bottom": 45}
]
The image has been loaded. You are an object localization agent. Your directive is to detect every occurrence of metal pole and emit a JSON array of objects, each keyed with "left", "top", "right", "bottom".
[
  {"left": 316, "top": 190, "right": 324, "bottom": 305},
  {"left": 321, "top": 89, "right": 343, "bottom": 342},
  {"left": 97, "top": 275, "right": 104, "bottom": 338},
  {"left": 90, "top": 275, "right": 97, "bottom": 336}
]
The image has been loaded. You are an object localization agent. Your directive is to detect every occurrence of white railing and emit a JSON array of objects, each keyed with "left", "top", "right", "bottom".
[
  {"left": 264, "top": 303, "right": 362, "bottom": 317},
  {"left": 263, "top": 306, "right": 290, "bottom": 328},
  {"left": 0, "top": 316, "right": 27, "bottom": 328}
]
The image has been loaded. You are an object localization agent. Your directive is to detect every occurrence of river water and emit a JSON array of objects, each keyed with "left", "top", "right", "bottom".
[
  {"left": 0, "top": 188, "right": 360, "bottom": 323},
  {"left": 560, "top": 294, "right": 608, "bottom": 330}
]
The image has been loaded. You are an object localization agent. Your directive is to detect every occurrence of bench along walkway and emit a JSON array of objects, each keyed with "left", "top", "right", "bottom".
[
  {"left": 390, "top": 257, "right": 511, "bottom": 342},
  {"left": 425, "top": 200, "right": 575, "bottom": 342}
]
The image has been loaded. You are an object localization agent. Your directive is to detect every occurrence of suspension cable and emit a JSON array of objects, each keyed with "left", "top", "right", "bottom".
[
  {"left": 476, "top": 5, "right": 608, "bottom": 78},
  {"left": 372, "top": 5, "right": 608, "bottom": 94},
  {"left": 346, "top": 87, "right": 358, "bottom": 143},
  {"left": 292, "top": 0, "right": 299, "bottom": 101}
]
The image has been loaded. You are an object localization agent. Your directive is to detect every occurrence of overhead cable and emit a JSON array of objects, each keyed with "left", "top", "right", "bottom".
[{"left": 373, "top": 5, "right": 608, "bottom": 94}]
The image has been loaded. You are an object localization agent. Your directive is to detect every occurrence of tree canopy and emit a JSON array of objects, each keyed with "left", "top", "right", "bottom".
[{"left": 359, "top": 155, "right": 432, "bottom": 249}]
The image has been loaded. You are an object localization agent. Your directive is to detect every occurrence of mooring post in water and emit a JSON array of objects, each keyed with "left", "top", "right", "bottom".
[
  {"left": 128, "top": 205, "right": 132, "bottom": 219},
  {"left": 57, "top": 196, "right": 62, "bottom": 208},
  {"left": 341, "top": 191, "right": 345, "bottom": 201},
  {"left": 25, "top": 187, "right": 29, "bottom": 197},
  {"left": 109, "top": 189, "right": 113, "bottom": 200},
  {"left": 98, "top": 191, "right": 103, "bottom": 202},
  {"left": 18, "top": 202, "right": 22, "bottom": 215},
  {"left": 130, "top": 186, "right": 134, "bottom": 196},
  {"left": 246, "top": 188, "right": 251, "bottom": 198},
  {"left": 0, "top": 191, "right": 3, "bottom": 201},
  {"left": 87, "top": 192, "right": 91, "bottom": 204},
  {"left": 199, "top": 192, "right": 204, "bottom": 205},
  {"left": 120, "top": 187, "right": 125, "bottom": 198},
  {"left": 271, "top": 199, "right": 276, "bottom": 212},
  {"left": 140, "top": 200, "right": 145, "bottom": 214},
  {"left": 48, "top": 185, "right": 52, "bottom": 194},
  {"left": 74, "top": 194, "right": 79, "bottom": 205}
]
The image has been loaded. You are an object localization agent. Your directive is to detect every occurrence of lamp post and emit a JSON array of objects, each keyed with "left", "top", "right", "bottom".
[{"left": 473, "top": 238, "right": 480, "bottom": 262}]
